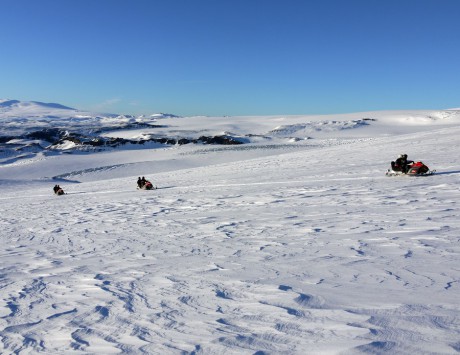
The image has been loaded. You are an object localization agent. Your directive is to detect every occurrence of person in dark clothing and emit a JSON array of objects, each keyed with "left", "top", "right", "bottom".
[
  {"left": 137, "top": 177, "right": 143, "bottom": 188},
  {"left": 141, "top": 176, "right": 146, "bottom": 186},
  {"left": 391, "top": 154, "right": 414, "bottom": 173}
]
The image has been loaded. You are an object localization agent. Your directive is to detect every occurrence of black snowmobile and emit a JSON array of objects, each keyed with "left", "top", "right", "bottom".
[{"left": 53, "top": 185, "right": 65, "bottom": 195}]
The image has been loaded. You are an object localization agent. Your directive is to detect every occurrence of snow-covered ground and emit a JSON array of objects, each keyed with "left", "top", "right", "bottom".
[{"left": 1, "top": 102, "right": 460, "bottom": 354}]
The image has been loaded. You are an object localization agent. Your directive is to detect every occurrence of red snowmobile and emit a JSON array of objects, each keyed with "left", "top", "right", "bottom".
[
  {"left": 142, "top": 181, "right": 155, "bottom": 190},
  {"left": 386, "top": 161, "right": 435, "bottom": 176},
  {"left": 138, "top": 180, "right": 156, "bottom": 190},
  {"left": 137, "top": 176, "right": 156, "bottom": 190}
]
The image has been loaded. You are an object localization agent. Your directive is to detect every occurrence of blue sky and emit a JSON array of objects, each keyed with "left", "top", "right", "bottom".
[{"left": 1, "top": 0, "right": 459, "bottom": 116}]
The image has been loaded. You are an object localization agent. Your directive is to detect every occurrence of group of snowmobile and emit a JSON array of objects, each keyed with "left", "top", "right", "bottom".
[
  {"left": 52, "top": 154, "right": 434, "bottom": 196},
  {"left": 52, "top": 176, "right": 156, "bottom": 196}
]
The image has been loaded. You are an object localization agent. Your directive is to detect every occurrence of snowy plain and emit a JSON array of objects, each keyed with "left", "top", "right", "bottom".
[{"left": 0, "top": 101, "right": 460, "bottom": 354}]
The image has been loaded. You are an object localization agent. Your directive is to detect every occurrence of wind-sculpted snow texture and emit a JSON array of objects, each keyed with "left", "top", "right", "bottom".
[{"left": 1, "top": 104, "right": 460, "bottom": 354}]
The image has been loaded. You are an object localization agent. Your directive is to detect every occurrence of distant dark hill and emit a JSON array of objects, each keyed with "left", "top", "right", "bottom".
[
  {"left": 0, "top": 100, "right": 21, "bottom": 108},
  {"left": 31, "top": 101, "right": 76, "bottom": 110}
]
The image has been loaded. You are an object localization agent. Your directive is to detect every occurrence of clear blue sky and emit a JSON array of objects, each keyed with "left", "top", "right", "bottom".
[{"left": 1, "top": 0, "right": 459, "bottom": 116}]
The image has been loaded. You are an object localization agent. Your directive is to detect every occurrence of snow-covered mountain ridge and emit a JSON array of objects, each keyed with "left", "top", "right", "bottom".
[
  {"left": 0, "top": 100, "right": 197, "bottom": 159},
  {"left": 0, "top": 99, "right": 76, "bottom": 111},
  {"left": 0, "top": 99, "right": 175, "bottom": 134},
  {"left": 2, "top": 99, "right": 460, "bottom": 161}
]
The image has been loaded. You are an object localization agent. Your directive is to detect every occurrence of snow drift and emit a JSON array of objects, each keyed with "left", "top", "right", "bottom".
[{"left": 1, "top": 100, "right": 460, "bottom": 354}]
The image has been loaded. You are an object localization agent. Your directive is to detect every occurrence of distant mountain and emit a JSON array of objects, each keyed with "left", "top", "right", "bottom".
[
  {"left": 0, "top": 99, "right": 21, "bottom": 108},
  {"left": 0, "top": 99, "right": 242, "bottom": 162},
  {"left": 0, "top": 99, "right": 179, "bottom": 121},
  {"left": 30, "top": 101, "right": 76, "bottom": 110},
  {"left": 2, "top": 99, "right": 459, "bottom": 166},
  {"left": 0, "top": 99, "right": 75, "bottom": 110},
  {"left": 149, "top": 113, "right": 181, "bottom": 119}
]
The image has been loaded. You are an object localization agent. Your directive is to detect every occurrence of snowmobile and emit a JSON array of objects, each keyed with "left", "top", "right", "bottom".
[
  {"left": 53, "top": 185, "right": 65, "bottom": 195},
  {"left": 386, "top": 161, "right": 435, "bottom": 177},
  {"left": 138, "top": 181, "right": 156, "bottom": 190}
]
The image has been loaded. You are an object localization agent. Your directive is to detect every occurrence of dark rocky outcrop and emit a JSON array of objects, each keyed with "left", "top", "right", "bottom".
[
  {"left": 197, "top": 135, "right": 243, "bottom": 145},
  {"left": 25, "top": 128, "right": 65, "bottom": 142},
  {"left": 0, "top": 136, "right": 16, "bottom": 144}
]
